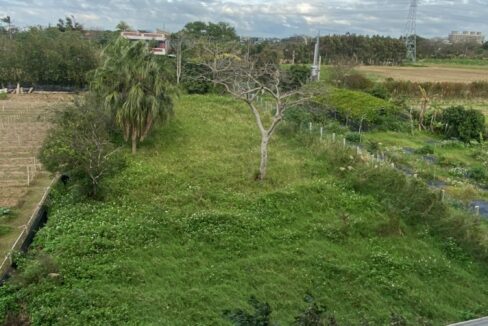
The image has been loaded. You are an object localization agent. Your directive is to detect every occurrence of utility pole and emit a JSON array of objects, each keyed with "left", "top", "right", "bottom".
[
  {"left": 310, "top": 32, "right": 321, "bottom": 81},
  {"left": 404, "top": 0, "right": 418, "bottom": 63}
]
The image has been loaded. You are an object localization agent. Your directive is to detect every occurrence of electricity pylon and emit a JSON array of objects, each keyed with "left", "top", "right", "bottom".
[{"left": 404, "top": 0, "right": 418, "bottom": 63}]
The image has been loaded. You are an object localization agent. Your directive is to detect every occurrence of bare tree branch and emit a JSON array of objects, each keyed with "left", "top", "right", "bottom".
[{"left": 198, "top": 41, "right": 318, "bottom": 180}]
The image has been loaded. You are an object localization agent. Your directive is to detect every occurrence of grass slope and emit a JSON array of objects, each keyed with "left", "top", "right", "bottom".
[{"left": 1, "top": 95, "right": 488, "bottom": 325}]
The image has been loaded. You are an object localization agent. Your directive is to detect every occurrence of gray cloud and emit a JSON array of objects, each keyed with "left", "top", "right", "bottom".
[{"left": 0, "top": 0, "right": 487, "bottom": 38}]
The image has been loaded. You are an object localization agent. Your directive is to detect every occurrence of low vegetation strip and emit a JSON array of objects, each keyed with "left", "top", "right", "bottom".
[{"left": 1, "top": 95, "right": 487, "bottom": 325}]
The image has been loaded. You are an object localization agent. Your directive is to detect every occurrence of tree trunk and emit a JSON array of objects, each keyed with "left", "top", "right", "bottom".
[
  {"left": 131, "top": 133, "right": 138, "bottom": 154},
  {"left": 258, "top": 134, "right": 269, "bottom": 181},
  {"left": 16, "top": 83, "right": 20, "bottom": 95},
  {"left": 92, "top": 181, "right": 97, "bottom": 197},
  {"left": 176, "top": 41, "right": 182, "bottom": 85}
]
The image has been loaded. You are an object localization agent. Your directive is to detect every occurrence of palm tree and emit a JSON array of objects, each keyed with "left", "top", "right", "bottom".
[{"left": 91, "top": 37, "right": 175, "bottom": 154}]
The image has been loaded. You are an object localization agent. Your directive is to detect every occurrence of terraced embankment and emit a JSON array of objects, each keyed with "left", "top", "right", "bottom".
[{"left": 0, "top": 93, "right": 70, "bottom": 273}]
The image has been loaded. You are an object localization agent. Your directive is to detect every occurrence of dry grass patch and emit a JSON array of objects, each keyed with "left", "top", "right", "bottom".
[{"left": 357, "top": 65, "right": 488, "bottom": 83}]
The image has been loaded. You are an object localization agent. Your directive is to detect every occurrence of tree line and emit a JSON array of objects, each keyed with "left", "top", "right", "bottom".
[
  {"left": 0, "top": 27, "right": 99, "bottom": 88},
  {"left": 2, "top": 18, "right": 488, "bottom": 90}
]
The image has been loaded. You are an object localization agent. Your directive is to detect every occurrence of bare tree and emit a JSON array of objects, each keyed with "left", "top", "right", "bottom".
[
  {"left": 203, "top": 55, "right": 313, "bottom": 180},
  {"left": 171, "top": 33, "right": 188, "bottom": 85},
  {"left": 40, "top": 96, "right": 124, "bottom": 197},
  {"left": 175, "top": 37, "right": 183, "bottom": 85}
]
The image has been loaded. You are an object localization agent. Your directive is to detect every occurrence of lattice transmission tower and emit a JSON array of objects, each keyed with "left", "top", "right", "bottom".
[{"left": 404, "top": 0, "right": 418, "bottom": 63}]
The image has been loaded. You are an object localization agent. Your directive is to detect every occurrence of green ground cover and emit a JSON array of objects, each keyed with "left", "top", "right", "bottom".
[
  {"left": 1, "top": 95, "right": 488, "bottom": 325},
  {"left": 362, "top": 130, "right": 488, "bottom": 203}
]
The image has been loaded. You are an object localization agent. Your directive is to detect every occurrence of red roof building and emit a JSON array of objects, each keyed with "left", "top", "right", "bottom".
[{"left": 121, "top": 31, "right": 169, "bottom": 55}]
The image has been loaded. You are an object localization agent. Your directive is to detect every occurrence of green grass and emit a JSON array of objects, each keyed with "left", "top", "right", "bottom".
[
  {"left": 1, "top": 94, "right": 488, "bottom": 325},
  {"left": 361, "top": 130, "right": 488, "bottom": 202},
  {"left": 0, "top": 174, "right": 54, "bottom": 267}
]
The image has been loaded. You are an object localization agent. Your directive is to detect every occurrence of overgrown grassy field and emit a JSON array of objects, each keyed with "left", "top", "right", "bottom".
[
  {"left": 361, "top": 131, "right": 488, "bottom": 203},
  {"left": 1, "top": 95, "right": 488, "bottom": 325}
]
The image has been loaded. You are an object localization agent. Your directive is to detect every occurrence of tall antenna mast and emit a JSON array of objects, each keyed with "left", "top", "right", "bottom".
[
  {"left": 311, "top": 32, "right": 321, "bottom": 81},
  {"left": 404, "top": 0, "right": 418, "bottom": 63}
]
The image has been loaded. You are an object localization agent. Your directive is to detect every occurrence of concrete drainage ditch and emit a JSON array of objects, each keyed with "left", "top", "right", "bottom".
[{"left": 0, "top": 176, "right": 58, "bottom": 285}]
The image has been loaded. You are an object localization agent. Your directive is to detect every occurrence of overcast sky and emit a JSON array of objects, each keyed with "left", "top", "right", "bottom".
[{"left": 0, "top": 0, "right": 487, "bottom": 38}]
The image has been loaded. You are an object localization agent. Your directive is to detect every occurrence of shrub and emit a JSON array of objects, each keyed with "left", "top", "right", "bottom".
[
  {"left": 367, "top": 83, "right": 391, "bottom": 100},
  {"left": 448, "top": 167, "right": 468, "bottom": 178},
  {"left": 467, "top": 166, "right": 487, "bottom": 183},
  {"left": 414, "top": 145, "right": 435, "bottom": 155},
  {"left": 315, "top": 88, "right": 401, "bottom": 130},
  {"left": 223, "top": 296, "right": 272, "bottom": 326},
  {"left": 283, "top": 106, "right": 313, "bottom": 132},
  {"left": 0, "top": 207, "right": 11, "bottom": 216},
  {"left": 181, "top": 62, "right": 213, "bottom": 94},
  {"left": 282, "top": 65, "right": 310, "bottom": 91},
  {"left": 343, "top": 72, "right": 373, "bottom": 91},
  {"left": 367, "top": 141, "right": 381, "bottom": 152},
  {"left": 0, "top": 92, "right": 7, "bottom": 100},
  {"left": 440, "top": 106, "right": 485, "bottom": 143},
  {"left": 345, "top": 132, "right": 361, "bottom": 143},
  {"left": 295, "top": 304, "right": 333, "bottom": 326},
  {"left": 40, "top": 95, "right": 125, "bottom": 198}
]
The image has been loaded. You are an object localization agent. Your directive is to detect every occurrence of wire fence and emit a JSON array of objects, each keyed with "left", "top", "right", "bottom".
[
  {"left": 0, "top": 176, "right": 59, "bottom": 282},
  {"left": 302, "top": 121, "right": 486, "bottom": 219}
]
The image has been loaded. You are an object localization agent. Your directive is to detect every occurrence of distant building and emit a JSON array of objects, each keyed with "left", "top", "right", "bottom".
[
  {"left": 448, "top": 31, "right": 485, "bottom": 45},
  {"left": 121, "top": 31, "right": 169, "bottom": 55},
  {"left": 240, "top": 36, "right": 281, "bottom": 45}
]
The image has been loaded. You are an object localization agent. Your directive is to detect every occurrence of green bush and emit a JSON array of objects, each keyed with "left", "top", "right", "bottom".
[
  {"left": 0, "top": 93, "right": 7, "bottom": 100},
  {"left": 283, "top": 106, "right": 313, "bottom": 132},
  {"left": 181, "top": 63, "right": 213, "bottom": 94},
  {"left": 39, "top": 95, "right": 125, "bottom": 198},
  {"left": 367, "top": 83, "right": 391, "bottom": 100},
  {"left": 343, "top": 72, "right": 374, "bottom": 91},
  {"left": 315, "top": 88, "right": 401, "bottom": 130},
  {"left": 223, "top": 296, "right": 272, "bottom": 325},
  {"left": 467, "top": 166, "right": 487, "bottom": 183},
  {"left": 345, "top": 132, "right": 361, "bottom": 143},
  {"left": 440, "top": 106, "right": 485, "bottom": 143},
  {"left": 414, "top": 145, "right": 435, "bottom": 155},
  {"left": 0, "top": 207, "right": 11, "bottom": 216},
  {"left": 281, "top": 65, "right": 310, "bottom": 91}
]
